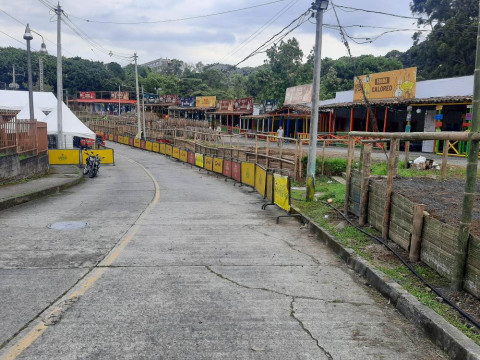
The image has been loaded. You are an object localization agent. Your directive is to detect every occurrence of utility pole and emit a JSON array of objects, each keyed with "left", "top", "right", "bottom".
[
  {"left": 118, "top": 85, "right": 121, "bottom": 117},
  {"left": 134, "top": 53, "right": 142, "bottom": 139},
  {"left": 306, "top": 0, "right": 328, "bottom": 201},
  {"left": 55, "top": 3, "right": 64, "bottom": 149},
  {"left": 141, "top": 85, "right": 146, "bottom": 139},
  {"left": 452, "top": 1, "right": 480, "bottom": 290},
  {"left": 9, "top": 65, "right": 20, "bottom": 90},
  {"left": 23, "top": 25, "right": 34, "bottom": 122}
]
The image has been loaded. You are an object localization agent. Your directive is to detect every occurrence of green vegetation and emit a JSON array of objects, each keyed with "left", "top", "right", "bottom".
[
  {"left": 292, "top": 177, "right": 480, "bottom": 344},
  {"left": 300, "top": 156, "right": 350, "bottom": 178}
]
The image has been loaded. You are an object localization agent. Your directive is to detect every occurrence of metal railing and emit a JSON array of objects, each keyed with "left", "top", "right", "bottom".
[{"left": 0, "top": 120, "right": 40, "bottom": 155}]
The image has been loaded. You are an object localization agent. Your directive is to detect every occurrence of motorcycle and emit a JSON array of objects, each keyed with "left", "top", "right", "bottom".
[{"left": 83, "top": 152, "right": 101, "bottom": 178}]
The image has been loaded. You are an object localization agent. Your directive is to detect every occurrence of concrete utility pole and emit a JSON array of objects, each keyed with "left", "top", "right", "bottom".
[
  {"left": 134, "top": 53, "right": 142, "bottom": 139},
  {"left": 23, "top": 24, "right": 34, "bottom": 122},
  {"left": 55, "top": 3, "right": 64, "bottom": 149},
  {"left": 306, "top": 0, "right": 329, "bottom": 201},
  {"left": 141, "top": 85, "right": 146, "bottom": 139},
  {"left": 452, "top": 1, "right": 480, "bottom": 290},
  {"left": 118, "top": 85, "right": 121, "bottom": 117}
]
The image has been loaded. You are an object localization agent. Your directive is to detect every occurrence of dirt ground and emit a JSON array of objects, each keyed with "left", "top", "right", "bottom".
[{"left": 390, "top": 177, "right": 480, "bottom": 237}]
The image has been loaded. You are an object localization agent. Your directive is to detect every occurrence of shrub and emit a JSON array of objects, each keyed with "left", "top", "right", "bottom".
[{"left": 301, "top": 156, "right": 348, "bottom": 177}]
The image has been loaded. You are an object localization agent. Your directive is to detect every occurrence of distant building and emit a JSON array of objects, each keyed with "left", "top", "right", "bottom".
[{"left": 141, "top": 58, "right": 172, "bottom": 73}]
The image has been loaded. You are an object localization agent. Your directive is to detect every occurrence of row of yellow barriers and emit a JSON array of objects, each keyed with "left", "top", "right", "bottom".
[
  {"left": 49, "top": 148, "right": 115, "bottom": 165},
  {"left": 106, "top": 134, "right": 292, "bottom": 213}
]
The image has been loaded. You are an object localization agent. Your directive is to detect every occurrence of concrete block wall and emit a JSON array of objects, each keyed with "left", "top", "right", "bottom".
[{"left": 0, "top": 153, "right": 49, "bottom": 183}]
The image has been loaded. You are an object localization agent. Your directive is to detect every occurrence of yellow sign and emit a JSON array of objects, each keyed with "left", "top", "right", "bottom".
[
  {"left": 213, "top": 158, "right": 223, "bottom": 174},
  {"left": 241, "top": 162, "right": 255, "bottom": 188},
  {"left": 195, "top": 153, "right": 204, "bottom": 168},
  {"left": 118, "top": 135, "right": 124, "bottom": 143},
  {"left": 255, "top": 165, "right": 267, "bottom": 198},
  {"left": 166, "top": 144, "right": 173, "bottom": 157},
  {"left": 48, "top": 149, "right": 80, "bottom": 165},
  {"left": 180, "top": 150, "right": 188, "bottom": 162},
  {"left": 274, "top": 173, "right": 290, "bottom": 212},
  {"left": 146, "top": 141, "right": 153, "bottom": 151},
  {"left": 204, "top": 156, "right": 213, "bottom": 171},
  {"left": 160, "top": 143, "right": 166, "bottom": 154},
  {"left": 108, "top": 134, "right": 113, "bottom": 141},
  {"left": 173, "top": 147, "right": 180, "bottom": 159},
  {"left": 353, "top": 67, "right": 417, "bottom": 102},
  {"left": 134, "top": 138, "right": 140, "bottom": 148},
  {"left": 153, "top": 142, "right": 160, "bottom": 153},
  {"left": 124, "top": 137, "right": 130, "bottom": 145},
  {"left": 82, "top": 149, "right": 115, "bottom": 165},
  {"left": 196, "top": 96, "right": 216, "bottom": 108},
  {"left": 266, "top": 173, "right": 274, "bottom": 202}
]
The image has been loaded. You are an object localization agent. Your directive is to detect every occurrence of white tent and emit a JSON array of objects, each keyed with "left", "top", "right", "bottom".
[
  {"left": 16, "top": 104, "right": 47, "bottom": 122},
  {"left": 0, "top": 90, "right": 57, "bottom": 112},
  {"left": 43, "top": 102, "right": 95, "bottom": 148}
]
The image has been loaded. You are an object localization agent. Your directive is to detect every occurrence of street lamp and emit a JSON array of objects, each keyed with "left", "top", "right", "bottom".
[
  {"left": 32, "top": 31, "right": 48, "bottom": 92},
  {"left": 23, "top": 24, "right": 34, "bottom": 122}
]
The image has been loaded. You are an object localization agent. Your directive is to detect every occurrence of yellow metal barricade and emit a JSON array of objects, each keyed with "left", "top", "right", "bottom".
[
  {"left": 213, "top": 158, "right": 223, "bottom": 174},
  {"left": 134, "top": 139, "right": 140, "bottom": 148},
  {"left": 204, "top": 156, "right": 213, "bottom": 171},
  {"left": 195, "top": 153, "right": 204, "bottom": 168},
  {"left": 118, "top": 135, "right": 124, "bottom": 144},
  {"left": 180, "top": 150, "right": 188, "bottom": 162},
  {"left": 146, "top": 141, "right": 153, "bottom": 152},
  {"left": 108, "top": 134, "right": 114, "bottom": 141},
  {"left": 124, "top": 137, "right": 130, "bottom": 145},
  {"left": 82, "top": 149, "right": 115, "bottom": 165},
  {"left": 241, "top": 162, "right": 255, "bottom": 187},
  {"left": 266, "top": 172, "right": 274, "bottom": 203},
  {"left": 48, "top": 149, "right": 81, "bottom": 165},
  {"left": 152, "top": 142, "right": 160, "bottom": 153},
  {"left": 173, "top": 147, "right": 180, "bottom": 159},
  {"left": 160, "top": 143, "right": 166, "bottom": 154},
  {"left": 274, "top": 173, "right": 291, "bottom": 212},
  {"left": 166, "top": 144, "right": 173, "bottom": 157},
  {"left": 255, "top": 165, "right": 267, "bottom": 198}
]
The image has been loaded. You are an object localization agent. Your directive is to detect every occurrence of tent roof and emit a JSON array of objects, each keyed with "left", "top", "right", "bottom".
[
  {"left": 44, "top": 102, "right": 95, "bottom": 139},
  {"left": 0, "top": 90, "right": 57, "bottom": 112},
  {"left": 16, "top": 104, "right": 47, "bottom": 121}
]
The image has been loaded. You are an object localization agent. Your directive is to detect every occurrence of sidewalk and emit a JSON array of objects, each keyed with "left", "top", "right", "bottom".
[{"left": 0, "top": 165, "right": 83, "bottom": 211}]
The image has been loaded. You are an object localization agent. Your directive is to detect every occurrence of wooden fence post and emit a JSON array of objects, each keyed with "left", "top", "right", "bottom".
[
  {"left": 321, "top": 139, "right": 326, "bottom": 176},
  {"left": 266, "top": 136, "right": 270, "bottom": 168},
  {"left": 442, "top": 139, "right": 448, "bottom": 180},
  {"left": 255, "top": 134, "right": 258, "bottom": 164},
  {"left": 409, "top": 203, "right": 425, "bottom": 262},
  {"left": 382, "top": 138, "right": 399, "bottom": 239},
  {"left": 393, "top": 139, "right": 400, "bottom": 177},
  {"left": 359, "top": 143, "right": 372, "bottom": 226},
  {"left": 344, "top": 136, "right": 355, "bottom": 215}
]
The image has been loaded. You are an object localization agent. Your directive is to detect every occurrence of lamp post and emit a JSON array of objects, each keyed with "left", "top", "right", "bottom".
[
  {"left": 306, "top": 0, "right": 329, "bottom": 201},
  {"left": 34, "top": 32, "right": 48, "bottom": 92},
  {"left": 23, "top": 24, "right": 34, "bottom": 122}
]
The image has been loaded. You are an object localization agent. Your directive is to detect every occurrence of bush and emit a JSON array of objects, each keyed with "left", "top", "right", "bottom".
[{"left": 301, "top": 156, "right": 348, "bottom": 177}]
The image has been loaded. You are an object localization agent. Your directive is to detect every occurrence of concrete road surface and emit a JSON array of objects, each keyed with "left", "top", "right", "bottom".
[{"left": 0, "top": 143, "right": 447, "bottom": 359}]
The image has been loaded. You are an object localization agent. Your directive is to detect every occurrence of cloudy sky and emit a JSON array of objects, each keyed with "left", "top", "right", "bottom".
[{"left": 0, "top": 0, "right": 426, "bottom": 68}]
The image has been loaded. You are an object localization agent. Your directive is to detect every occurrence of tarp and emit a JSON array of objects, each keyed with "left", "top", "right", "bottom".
[
  {"left": 16, "top": 104, "right": 47, "bottom": 122},
  {"left": 43, "top": 102, "right": 95, "bottom": 139},
  {"left": 0, "top": 90, "right": 57, "bottom": 112}
]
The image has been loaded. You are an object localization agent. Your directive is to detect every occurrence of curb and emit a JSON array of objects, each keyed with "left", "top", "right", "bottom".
[
  {"left": 292, "top": 205, "right": 480, "bottom": 360},
  {"left": 0, "top": 169, "right": 84, "bottom": 212}
]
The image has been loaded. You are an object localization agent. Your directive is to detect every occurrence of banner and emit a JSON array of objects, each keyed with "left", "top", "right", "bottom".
[
  {"left": 223, "top": 160, "right": 232, "bottom": 178},
  {"left": 134, "top": 139, "right": 140, "bottom": 148},
  {"left": 217, "top": 99, "right": 234, "bottom": 111},
  {"left": 284, "top": 84, "right": 312, "bottom": 105},
  {"left": 118, "top": 135, "right": 123, "bottom": 143},
  {"left": 179, "top": 97, "right": 195, "bottom": 107},
  {"left": 160, "top": 143, "right": 166, "bottom": 154},
  {"left": 79, "top": 91, "right": 96, "bottom": 100},
  {"left": 180, "top": 150, "right": 188, "bottom": 162},
  {"left": 127, "top": 137, "right": 132, "bottom": 146},
  {"left": 213, "top": 158, "right": 223, "bottom": 174},
  {"left": 153, "top": 142, "right": 160, "bottom": 152},
  {"left": 159, "top": 94, "right": 178, "bottom": 105},
  {"left": 274, "top": 173, "right": 290, "bottom": 212},
  {"left": 234, "top": 97, "right": 254, "bottom": 114},
  {"left": 232, "top": 162, "right": 241, "bottom": 182},
  {"left": 204, "top": 156, "right": 213, "bottom": 171},
  {"left": 146, "top": 141, "right": 153, "bottom": 151},
  {"left": 108, "top": 134, "right": 114, "bottom": 141},
  {"left": 188, "top": 151, "right": 195, "bottom": 165},
  {"left": 140, "top": 140, "right": 146, "bottom": 150},
  {"left": 49, "top": 150, "right": 80, "bottom": 165},
  {"left": 82, "top": 149, "right": 115, "bottom": 165},
  {"left": 196, "top": 96, "right": 216, "bottom": 108},
  {"left": 173, "top": 147, "right": 180, "bottom": 159},
  {"left": 111, "top": 91, "right": 129, "bottom": 100},
  {"left": 166, "top": 144, "right": 173, "bottom": 157},
  {"left": 195, "top": 153, "right": 204, "bottom": 168},
  {"left": 255, "top": 165, "right": 267, "bottom": 198},
  {"left": 241, "top": 162, "right": 255, "bottom": 187},
  {"left": 266, "top": 173, "right": 274, "bottom": 203},
  {"left": 354, "top": 67, "right": 417, "bottom": 102}
]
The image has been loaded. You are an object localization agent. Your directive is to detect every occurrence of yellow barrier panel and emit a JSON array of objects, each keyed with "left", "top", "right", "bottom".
[
  {"left": 82, "top": 149, "right": 115, "bottom": 165},
  {"left": 108, "top": 134, "right": 113, "bottom": 141},
  {"left": 274, "top": 173, "right": 290, "bottom": 212},
  {"left": 241, "top": 162, "right": 255, "bottom": 187},
  {"left": 134, "top": 139, "right": 140, "bottom": 148},
  {"left": 124, "top": 137, "right": 129, "bottom": 145},
  {"left": 166, "top": 144, "right": 173, "bottom": 157},
  {"left": 173, "top": 147, "right": 180, "bottom": 159},
  {"left": 48, "top": 149, "right": 80, "bottom": 165},
  {"left": 160, "top": 143, "right": 166, "bottom": 154},
  {"left": 152, "top": 142, "right": 160, "bottom": 153},
  {"left": 180, "top": 149, "right": 188, "bottom": 162},
  {"left": 213, "top": 158, "right": 223, "bottom": 174},
  {"left": 204, "top": 156, "right": 213, "bottom": 171},
  {"left": 266, "top": 173, "right": 274, "bottom": 203},
  {"left": 146, "top": 141, "right": 153, "bottom": 152},
  {"left": 118, "top": 135, "right": 124, "bottom": 144},
  {"left": 255, "top": 165, "right": 267, "bottom": 198},
  {"left": 195, "top": 153, "right": 204, "bottom": 168}
]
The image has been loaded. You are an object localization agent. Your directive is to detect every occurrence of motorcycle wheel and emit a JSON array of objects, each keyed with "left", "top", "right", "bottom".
[
  {"left": 89, "top": 167, "right": 97, "bottom": 178},
  {"left": 83, "top": 165, "right": 90, "bottom": 175}
]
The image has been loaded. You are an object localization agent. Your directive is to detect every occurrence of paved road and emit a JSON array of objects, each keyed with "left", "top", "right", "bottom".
[{"left": 0, "top": 143, "right": 447, "bottom": 359}]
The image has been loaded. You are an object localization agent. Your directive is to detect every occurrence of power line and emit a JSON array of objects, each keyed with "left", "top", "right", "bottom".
[
  {"left": 68, "top": 0, "right": 288, "bottom": 25},
  {"left": 334, "top": 3, "right": 424, "bottom": 21},
  {"left": 0, "top": 29, "right": 31, "bottom": 48}
]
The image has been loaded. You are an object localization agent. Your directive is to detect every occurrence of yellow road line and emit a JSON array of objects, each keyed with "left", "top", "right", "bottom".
[{"left": 0, "top": 155, "right": 160, "bottom": 360}]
